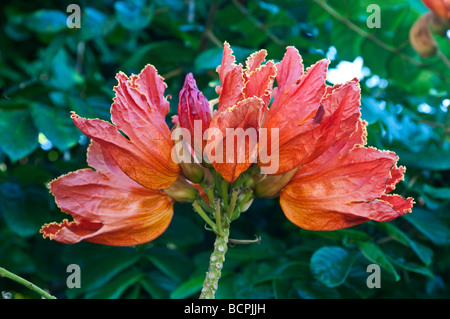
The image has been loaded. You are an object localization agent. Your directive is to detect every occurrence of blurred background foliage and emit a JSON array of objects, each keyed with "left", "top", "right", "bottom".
[{"left": 0, "top": 0, "right": 449, "bottom": 299}]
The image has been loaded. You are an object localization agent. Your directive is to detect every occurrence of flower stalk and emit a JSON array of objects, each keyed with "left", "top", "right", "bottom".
[
  {"left": 199, "top": 224, "right": 229, "bottom": 299},
  {"left": 0, "top": 267, "right": 56, "bottom": 299}
]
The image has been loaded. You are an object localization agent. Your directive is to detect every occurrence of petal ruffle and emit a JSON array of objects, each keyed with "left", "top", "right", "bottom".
[
  {"left": 71, "top": 69, "right": 179, "bottom": 190},
  {"left": 260, "top": 79, "right": 360, "bottom": 175},
  {"left": 130, "top": 64, "right": 170, "bottom": 118},
  {"left": 41, "top": 141, "right": 174, "bottom": 246},
  {"left": 279, "top": 146, "right": 413, "bottom": 231},
  {"left": 216, "top": 42, "right": 245, "bottom": 113}
]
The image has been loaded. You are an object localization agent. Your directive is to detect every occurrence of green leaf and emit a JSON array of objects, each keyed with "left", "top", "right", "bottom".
[
  {"left": 403, "top": 208, "right": 450, "bottom": 246},
  {"left": 0, "top": 110, "right": 38, "bottom": 162},
  {"left": 293, "top": 279, "right": 341, "bottom": 299},
  {"left": 157, "top": 212, "right": 204, "bottom": 248},
  {"left": 388, "top": 257, "right": 435, "bottom": 279},
  {"left": 30, "top": 102, "right": 80, "bottom": 151},
  {"left": 85, "top": 269, "right": 142, "bottom": 299},
  {"left": 194, "top": 46, "right": 255, "bottom": 71},
  {"left": 140, "top": 271, "right": 177, "bottom": 299},
  {"left": 377, "top": 222, "right": 433, "bottom": 266},
  {"left": 301, "top": 228, "right": 371, "bottom": 242},
  {"left": 310, "top": 246, "right": 355, "bottom": 288},
  {"left": 146, "top": 247, "right": 192, "bottom": 283},
  {"left": 396, "top": 150, "right": 450, "bottom": 171},
  {"left": 357, "top": 241, "right": 401, "bottom": 281},
  {"left": 423, "top": 184, "right": 450, "bottom": 199},
  {"left": 170, "top": 274, "right": 204, "bottom": 299},
  {"left": 80, "top": 8, "right": 115, "bottom": 41},
  {"left": 63, "top": 245, "right": 140, "bottom": 298},
  {"left": 114, "top": 1, "right": 153, "bottom": 31},
  {"left": 26, "top": 9, "right": 67, "bottom": 34},
  {"left": 0, "top": 183, "right": 52, "bottom": 237}
]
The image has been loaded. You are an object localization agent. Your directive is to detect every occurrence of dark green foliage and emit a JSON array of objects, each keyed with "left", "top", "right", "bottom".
[{"left": 0, "top": 0, "right": 449, "bottom": 299}]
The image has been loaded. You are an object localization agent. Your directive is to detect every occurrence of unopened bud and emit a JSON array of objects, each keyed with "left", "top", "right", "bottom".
[
  {"left": 409, "top": 12, "right": 438, "bottom": 58},
  {"left": 254, "top": 168, "right": 298, "bottom": 198},
  {"left": 163, "top": 177, "right": 199, "bottom": 203},
  {"left": 172, "top": 124, "right": 205, "bottom": 183},
  {"left": 178, "top": 73, "right": 212, "bottom": 158}
]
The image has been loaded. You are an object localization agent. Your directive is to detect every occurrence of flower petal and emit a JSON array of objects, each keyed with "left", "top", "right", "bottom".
[
  {"left": 130, "top": 64, "right": 171, "bottom": 118},
  {"left": 206, "top": 97, "right": 263, "bottom": 182},
  {"left": 245, "top": 49, "right": 267, "bottom": 75},
  {"left": 215, "top": 42, "right": 245, "bottom": 113},
  {"left": 272, "top": 46, "right": 304, "bottom": 99},
  {"left": 72, "top": 113, "right": 179, "bottom": 190},
  {"left": 72, "top": 70, "right": 180, "bottom": 190},
  {"left": 41, "top": 142, "right": 174, "bottom": 246},
  {"left": 260, "top": 79, "right": 360, "bottom": 174},
  {"left": 280, "top": 146, "right": 413, "bottom": 230},
  {"left": 243, "top": 60, "right": 277, "bottom": 116}
]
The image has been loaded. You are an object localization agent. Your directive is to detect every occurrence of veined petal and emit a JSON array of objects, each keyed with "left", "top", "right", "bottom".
[
  {"left": 272, "top": 46, "right": 304, "bottom": 99},
  {"left": 243, "top": 60, "right": 277, "bottom": 116},
  {"left": 72, "top": 112, "right": 179, "bottom": 190},
  {"left": 206, "top": 97, "right": 263, "bottom": 182},
  {"left": 279, "top": 146, "right": 413, "bottom": 231},
  {"left": 260, "top": 80, "right": 360, "bottom": 174},
  {"left": 266, "top": 58, "right": 328, "bottom": 122},
  {"left": 215, "top": 42, "right": 245, "bottom": 113},
  {"left": 71, "top": 68, "right": 180, "bottom": 190},
  {"left": 245, "top": 49, "right": 268, "bottom": 76},
  {"left": 41, "top": 142, "right": 174, "bottom": 246},
  {"left": 130, "top": 64, "right": 171, "bottom": 118}
]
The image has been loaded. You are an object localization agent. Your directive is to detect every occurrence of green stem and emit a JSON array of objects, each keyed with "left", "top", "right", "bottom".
[
  {"left": 199, "top": 225, "right": 229, "bottom": 299},
  {"left": 214, "top": 199, "right": 223, "bottom": 237},
  {"left": 226, "top": 188, "right": 239, "bottom": 224},
  {"left": 193, "top": 201, "right": 217, "bottom": 233},
  {"left": 220, "top": 179, "right": 229, "bottom": 211},
  {"left": 0, "top": 267, "right": 56, "bottom": 299},
  {"left": 204, "top": 185, "right": 216, "bottom": 205},
  {"left": 198, "top": 195, "right": 215, "bottom": 215}
]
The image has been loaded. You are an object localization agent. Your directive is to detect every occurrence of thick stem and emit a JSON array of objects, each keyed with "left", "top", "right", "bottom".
[
  {"left": 199, "top": 225, "right": 229, "bottom": 299},
  {"left": 0, "top": 267, "right": 56, "bottom": 299}
]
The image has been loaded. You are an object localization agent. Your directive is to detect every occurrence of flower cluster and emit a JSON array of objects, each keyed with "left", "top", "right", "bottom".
[{"left": 41, "top": 43, "right": 414, "bottom": 246}]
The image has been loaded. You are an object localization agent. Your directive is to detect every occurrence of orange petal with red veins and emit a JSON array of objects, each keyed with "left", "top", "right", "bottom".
[
  {"left": 206, "top": 97, "right": 263, "bottom": 182},
  {"left": 280, "top": 146, "right": 413, "bottom": 231},
  {"left": 265, "top": 58, "right": 329, "bottom": 127},
  {"left": 72, "top": 113, "right": 178, "bottom": 190},
  {"left": 130, "top": 64, "right": 170, "bottom": 118},
  {"left": 385, "top": 165, "right": 406, "bottom": 193},
  {"left": 261, "top": 80, "right": 360, "bottom": 175},
  {"left": 272, "top": 46, "right": 304, "bottom": 98},
  {"left": 243, "top": 60, "right": 277, "bottom": 113},
  {"left": 245, "top": 49, "right": 267, "bottom": 76},
  {"left": 216, "top": 42, "right": 245, "bottom": 113},
  {"left": 41, "top": 142, "right": 174, "bottom": 246}
]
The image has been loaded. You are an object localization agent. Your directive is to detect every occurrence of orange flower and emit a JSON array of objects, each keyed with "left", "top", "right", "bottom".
[
  {"left": 42, "top": 43, "right": 414, "bottom": 248},
  {"left": 213, "top": 44, "right": 414, "bottom": 230},
  {"left": 41, "top": 65, "right": 181, "bottom": 246}
]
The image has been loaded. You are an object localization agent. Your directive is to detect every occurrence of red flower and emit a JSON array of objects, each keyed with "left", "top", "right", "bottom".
[
  {"left": 178, "top": 73, "right": 212, "bottom": 159},
  {"left": 213, "top": 43, "right": 414, "bottom": 230},
  {"left": 42, "top": 43, "right": 414, "bottom": 247},
  {"left": 41, "top": 65, "right": 180, "bottom": 246}
]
